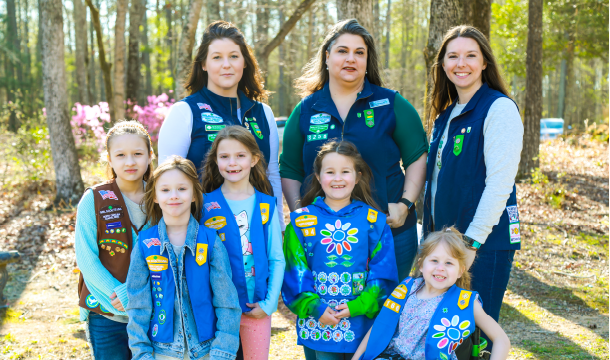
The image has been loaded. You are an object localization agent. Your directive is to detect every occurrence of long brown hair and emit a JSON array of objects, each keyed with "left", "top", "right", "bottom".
[
  {"left": 294, "top": 19, "right": 383, "bottom": 98},
  {"left": 301, "top": 140, "right": 379, "bottom": 209},
  {"left": 427, "top": 25, "right": 510, "bottom": 132},
  {"left": 200, "top": 126, "right": 272, "bottom": 195},
  {"left": 412, "top": 227, "right": 471, "bottom": 289},
  {"left": 143, "top": 156, "right": 203, "bottom": 226},
  {"left": 183, "top": 21, "right": 268, "bottom": 102},
  {"left": 102, "top": 120, "right": 155, "bottom": 181}
]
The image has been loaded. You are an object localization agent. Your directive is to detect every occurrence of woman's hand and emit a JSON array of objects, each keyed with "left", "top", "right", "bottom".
[
  {"left": 110, "top": 292, "right": 125, "bottom": 312},
  {"left": 244, "top": 302, "right": 269, "bottom": 319},
  {"left": 318, "top": 306, "right": 339, "bottom": 326},
  {"left": 334, "top": 303, "right": 351, "bottom": 319},
  {"left": 386, "top": 202, "right": 409, "bottom": 228}
]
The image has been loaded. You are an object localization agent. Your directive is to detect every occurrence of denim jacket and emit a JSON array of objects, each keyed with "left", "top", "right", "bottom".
[{"left": 126, "top": 216, "right": 241, "bottom": 360}]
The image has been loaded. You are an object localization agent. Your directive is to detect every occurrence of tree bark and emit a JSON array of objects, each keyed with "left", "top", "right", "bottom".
[
  {"left": 278, "top": 6, "right": 286, "bottom": 116},
  {"left": 207, "top": 0, "right": 221, "bottom": 23},
  {"left": 165, "top": 2, "right": 175, "bottom": 98},
  {"left": 74, "top": 0, "right": 89, "bottom": 104},
  {"left": 40, "top": 0, "right": 85, "bottom": 206},
  {"left": 336, "top": 0, "right": 373, "bottom": 33},
  {"left": 518, "top": 0, "right": 543, "bottom": 178},
  {"left": 141, "top": 9, "right": 153, "bottom": 103},
  {"left": 384, "top": 0, "right": 391, "bottom": 69},
  {"left": 258, "top": 0, "right": 317, "bottom": 73},
  {"left": 7, "top": 0, "right": 21, "bottom": 131},
  {"left": 256, "top": 0, "right": 270, "bottom": 58},
  {"left": 86, "top": 0, "right": 115, "bottom": 120},
  {"left": 460, "top": 0, "right": 490, "bottom": 39},
  {"left": 88, "top": 7, "right": 97, "bottom": 103},
  {"left": 175, "top": 0, "right": 204, "bottom": 98},
  {"left": 114, "top": 0, "right": 128, "bottom": 120},
  {"left": 126, "top": 0, "right": 146, "bottom": 103}
]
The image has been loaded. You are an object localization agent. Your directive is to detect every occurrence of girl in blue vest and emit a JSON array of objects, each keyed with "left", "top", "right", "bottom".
[
  {"left": 199, "top": 126, "right": 285, "bottom": 360},
  {"left": 352, "top": 228, "right": 510, "bottom": 360},
  {"left": 126, "top": 157, "right": 241, "bottom": 360},
  {"left": 75, "top": 120, "right": 154, "bottom": 360},
  {"left": 282, "top": 140, "right": 399, "bottom": 360}
]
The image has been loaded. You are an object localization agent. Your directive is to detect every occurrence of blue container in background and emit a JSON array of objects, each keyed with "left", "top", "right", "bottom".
[{"left": 540, "top": 118, "right": 564, "bottom": 140}]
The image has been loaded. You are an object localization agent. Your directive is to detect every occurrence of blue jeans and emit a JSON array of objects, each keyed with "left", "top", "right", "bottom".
[
  {"left": 86, "top": 313, "right": 131, "bottom": 360},
  {"left": 303, "top": 346, "right": 354, "bottom": 360},
  {"left": 469, "top": 250, "right": 516, "bottom": 351},
  {"left": 392, "top": 225, "right": 418, "bottom": 281}
]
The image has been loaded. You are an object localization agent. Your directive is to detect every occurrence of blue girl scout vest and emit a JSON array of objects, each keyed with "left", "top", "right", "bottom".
[
  {"left": 360, "top": 278, "right": 479, "bottom": 360},
  {"left": 181, "top": 86, "right": 271, "bottom": 172},
  {"left": 138, "top": 225, "right": 217, "bottom": 343},
  {"left": 199, "top": 187, "right": 275, "bottom": 313},
  {"left": 291, "top": 201, "right": 388, "bottom": 353},
  {"left": 297, "top": 79, "right": 416, "bottom": 235},
  {"left": 423, "top": 83, "right": 521, "bottom": 251}
]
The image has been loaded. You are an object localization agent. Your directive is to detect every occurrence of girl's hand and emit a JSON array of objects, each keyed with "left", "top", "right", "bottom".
[
  {"left": 110, "top": 292, "right": 125, "bottom": 312},
  {"left": 334, "top": 303, "right": 351, "bottom": 319},
  {"left": 386, "top": 202, "right": 409, "bottom": 228},
  {"left": 244, "top": 303, "right": 268, "bottom": 319},
  {"left": 318, "top": 306, "right": 339, "bottom": 326}
]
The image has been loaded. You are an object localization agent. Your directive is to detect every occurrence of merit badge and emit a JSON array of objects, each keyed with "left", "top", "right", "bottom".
[
  {"left": 364, "top": 109, "right": 375, "bottom": 128},
  {"left": 310, "top": 113, "right": 331, "bottom": 124},
  {"left": 453, "top": 135, "right": 464, "bottom": 156},
  {"left": 260, "top": 203, "right": 269, "bottom": 224},
  {"left": 339, "top": 319, "right": 350, "bottom": 331},
  {"left": 509, "top": 223, "right": 521, "bottom": 244},
  {"left": 318, "top": 284, "right": 327, "bottom": 295},
  {"left": 506, "top": 205, "right": 519, "bottom": 223},
  {"left": 143, "top": 238, "right": 161, "bottom": 248},
  {"left": 317, "top": 272, "right": 328, "bottom": 283},
  {"left": 99, "top": 205, "right": 124, "bottom": 221},
  {"left": 158, "top": 309, "right": 166, "bottom": 324},
  {"left": 205, "top": 124, "right": 226, "bottom": 132},
  {"left": 251, "top": 123, "right": 264, "bottom": 139},
  {"left": 152, "top": 324, "right": 158, "bottom": 337},
  {"left": 156, "top": 301, "right": 161, "bottom": 307},
  {"left": 201, "top": 112, "right": 223, "bottom": 123},
  {"left": 352, "top": 272, "right": 366, "bottom": 295},
  {"left": 457, "top": 290, "right": 472, "bottom": 310},
  {"left": 333, "top": 330, "right": 343, "bottom": 342},
  {"left": 197, "top": 103, "right": 213, "bottom": 112},
  {"left": 328, "top": 284, "right": 339, "bottom": 296},
  {"left": 340, "top": 272, "right": 351, "bottom": 283},
  {"left": 245, "top": 121, "right": 250, "bottom": 130},
  {"left": 369, "top": 98, "right": 390, "bottom": 108},
  {"left": 295, "top": 215, "right": 317, "bottom": 227},
  {"left": 207, "top": 134, "right": 217, "bottom": 142},
  {"left": 467, "top": 127, "right": 471, "bottom": 133},
  {"left": 340, "top": 284, "right": 351, "bottom": 296},
  {"left": 204, "top": 216, "right": 227, "bottom": 230},
  {"left": 306, "top": 319, "right": 317, "bottom": 330},
  {"left": 85, "top": 294, "right": 99, "bottom": 308},
  {"left": 310, "top": 329, "right": 322, "bottom": 341},
  {"left": 307, "top": 134, "right": 328, "bottom": 142},
  {"left": 329, "top": 272, "right": 339, "bottom": 284},
  {"left": 367, "top": 208, "right": 378, "bottom": 223},
  {"left": 322, "top": 330, "right": 332, "bottom": 341},
  {"left": 299, "top": 329, "right": 310, "bottom": 340},
  {"left": 146, "top": 255, "right": 169, "bottom": 272},
  {"left": 344, "top": 330, "right": 355, "bottom": 342},
  {"left": 99, "top": 190, "right": 118, "bottom": 200},
  {"left": 328, "top": 300, "right": 338, "bottom": 309},
  {"left": 204, "top": 202, "right": 221, "bottom": 211},
  {"left": 309, "top": 124, "right": 329, "bottom": 134},
  {"left": 298, "top": 318, "right": 306, "bottom": 327},
  {"left": 196, "top": 243, "right": 208, "bottom": 266},
  {"left": 357, "top": 113, "right": 362, "bottom": 118}
]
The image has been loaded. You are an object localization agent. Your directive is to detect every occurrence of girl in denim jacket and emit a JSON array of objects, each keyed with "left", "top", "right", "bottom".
[{"left": 126, "top": 157, "right": 241, "bottom": 360}]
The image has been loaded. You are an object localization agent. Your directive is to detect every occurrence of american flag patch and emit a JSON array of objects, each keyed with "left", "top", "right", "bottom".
[
  {"left": 143, "top": 238, "right": 162, "bottom": 248},
  {"left": 198, "top": 103, "right": 213, "bottom": 112},
  {"left": 99, "top": 190, "right": 118, "bottom": 200},
  {"left": 205, "top": 202, "right": 221, "bottom": 211}
]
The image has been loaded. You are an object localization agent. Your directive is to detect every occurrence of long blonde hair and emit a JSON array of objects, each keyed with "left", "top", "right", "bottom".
[{"left": 412, "top": 227, "right": 472, "bottom": 289}]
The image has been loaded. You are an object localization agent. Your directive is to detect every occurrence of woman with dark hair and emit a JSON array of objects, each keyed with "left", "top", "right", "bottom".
[
  {"left": 422, "top": 25, "right": 523, "bottom": 349},
  {"left": 280, "top": 19, "right": 428, "bottom": 291},
  {"left": 158, "top": 20, "right": 284, "bottom": 227}
]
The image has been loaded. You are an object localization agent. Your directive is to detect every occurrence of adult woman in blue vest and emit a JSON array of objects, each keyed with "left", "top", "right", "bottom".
[
  {"left": 158, "top": 21, "right": 284, "bottom": 225},
  {"left": 422, "top": 25, "right": 523, "bottom": 348},
  {"left": 280, "top": 19, "right": 428, "bottom": 281}
]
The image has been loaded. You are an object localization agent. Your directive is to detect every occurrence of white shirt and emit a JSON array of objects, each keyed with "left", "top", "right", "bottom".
[{"left": 158, "top": 101, "right": 285, "bottom": 230}]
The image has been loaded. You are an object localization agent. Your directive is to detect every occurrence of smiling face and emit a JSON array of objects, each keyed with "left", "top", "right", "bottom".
[
  {"left": 326, "top": 34, "right": 368, "bottom": 85},
  {"left": 154, "top": 169, "right": 195, "bottom": 220},
  {"left": 203, "top": 38, "right": 245, "bottom": 95},
  {"left": 316, "top": 152, "right": 359, "bottom": 206},
  {"left": 216, "top": 138, "right": 259, "bottom": 185},
  {"left": 107, "top": 134, "right": 151, "bottom": 182},
  {"left": 420, "top": 241, "right": 465, "bottom": 291},
  {"left": 442, "top": 37, "right": 487, "bottom": 98}
]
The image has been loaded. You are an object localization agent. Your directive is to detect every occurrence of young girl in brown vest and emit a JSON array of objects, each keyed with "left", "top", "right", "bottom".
[{"left": 75, "top": 120, "right": 155, "bottom": 360}]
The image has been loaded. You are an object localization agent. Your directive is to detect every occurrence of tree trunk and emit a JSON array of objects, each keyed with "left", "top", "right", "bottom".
[
  {"left": 126, "top": 0, "right": 146, "bottom": 103},
  {"left": 563, "top": 34, "right": 575, "bottom": 127},
  {"left": 175, "top": 0, "right": 204, "bottom": 98},
  {"left": 88, "top": 7, "right": 97, "bottom": 103},
  {"left": 258, "top": 0, "right": 317, "bottom": 73},
  {"left": 278, "top": 6, "right": 286, "bottom": 116},
  {"left": 22, "top": 0, "right": 32, "bottom": 86},
  {"left": 165, "top": 2, "right": 175, "bottom": 97},
  {"left": 207, "top": 0, "right": 221, "bottom": 23},
  {"left": 518, "top": 0, "right": 543, "bottom": 178},
  {"left": 114, "top": 0, "right": 128, "bottom": 120},
  {"left": 141, "top": 8, "right": 153, "bottom": 103},
  {"left": 384, "top": 0, "right": 391, "bottom": 69},
  {"left": 460, "top": 0, "right": 490, "bottom": 39},
  {"left": 557, "top": 58, "right": 567, "bottom": 118},
  {"left": 255, "top": 0, "right": 270, "bottom": 60},
  {"left": 40, "top": 0, "right": 85, "bottom": 206},
  {"left": 74, "top": 0, "right": 89, "bottom": 104},
  {"left": 7, "top": 0, "right": 21, "bottom": 131},
  {"left": 86, "top": 0, "right": 114, "bottom": 120},
  {"left": 336, "top": 0, "right": 373, "bottom": 32}
]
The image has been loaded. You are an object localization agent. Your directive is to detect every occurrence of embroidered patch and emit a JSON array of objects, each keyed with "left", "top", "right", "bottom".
[
  {"left": 453, "top": 135, "right": 464, "bottom": 156},
  {"left": 329, "top": 272, "right": 339, "bottom": 284},
  {"left": 307, "top": 133, "right": 328, "bottom": 142},
  {"left": 146, "top": 255, "right": 169, "bottom": 272},
  {"left": 251, "top": 123, "right": 264, "bottom": 139},
  {"left": 201, "top": 112, "right": 223, "bottom": 123},
  {"left": 219, "top": 233, "right": 225, "bottom": 241},
  {"left": 317, "top": 272, "right": 327, "bottom": 283},
  {"left": 509, "top": 223, "right": 521, "bottom": 244},
  {"left": 158, "top": 309, "right": 166, "bottom": 324},
  {"left": 458, "top": 290, "right": 472, "bottom": 310},
  {"left": 152, "top": 324, "right": 158, "bottom": 337},
  {"left": 369, "top": 98, "right": 390, "bottom": 108},
  {"left": 310, "top": 113, "right": 331, "bottom": 124},
  {"left": 367, "top": 209, "right": 378, "bottom": 223},
  {"left": 99, "top": 239, "right": 128, "bottom": 250},
  {"left": 391, "top": 284, "right": 408, "bottom": 299},
  {"left": 295, "top": 207, "right": 309, "bottom": 213},
  {"left": 352, "top": 272, "right": 366, "bottom": 295},
  {"left": 208, "top": 134, "right": 217, "bottom": 142},
  {"left": 151, "top": 273, "right": 162, "bottom": 281},
  {"left": 364, "top": 109, "right": 375, "bottom": 127},
  {"left": 318, "top": 284, "right": 327, "bottom": 295},
  {"left": 204, "top": 216, "right": 227, "bottom": 230},
  {"left": 328, "top": 284, "right": 339, "bottom": 296},
  {"left": 260, "top": 203, "right": 269, "bottom": 224},
  {"left": 204, "top": 202, "right": 221, "bottom": 211},
  {"left": 340, "top": 272, "right": 351, "bottom": 283},
  {"left": 340, "top": 284, "right": 351, "bottom": 296},
  {"left": 384, "top": 298, "right": 401, "bottom": 313},
  {"left": 344, "top": 330, "right": 355, "bottom": 342},
  {"left": 106, "top": 221, "right": 122, "bottom": 230},
  {"left": 197, "top": 103, "right": 212, "bottom": 112},
  {"left": 310, "top": 329, "right": 322, "bottom": 341},
  {"left": 309, "top": 124, "right": 329, "bottom": 134},
  {"left": 85, "top": 294, "right": 99, "bottom": 308},
  {"left": 320, "top": 219, "right": 358, "bottom": 255},
  {"left": 299, "top": 328, "right": 309, "bottom": 340},
  {"left": 196, "top": 243, "right": 208, "bottom": 266},
  {"left": 339, "top": 319, "right": 350, "bottom": 331},
  {"left": 143, "top": 238, "right": 161, "bottom": 248},
  {"left": 99, "top": 205, "right": 124, "bottom": 221},
  {"left": 321, "top": 330, "right": 332, "bottom": 341},
  {"left": 295, "top": 215, "right": 317, "bottom": 227},
  {"left": 302, "top": 227, "right": 316, "bottom": 237},
  {"left": 99, "top": 190, "right": 118, "bottom": 200},
  {"left": 205, "top": 124, "right": 225, "bottom": 132},
  {"left": 506, "top": 205, "right": 519, "bottom": 223},
  {"left": 333, "top": 330, "right": 343, "bottom": 342}
]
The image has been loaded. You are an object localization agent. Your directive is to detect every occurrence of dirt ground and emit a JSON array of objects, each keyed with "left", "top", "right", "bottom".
[{"left": 0, "top": 134, "right": 607, "bottom": 359}]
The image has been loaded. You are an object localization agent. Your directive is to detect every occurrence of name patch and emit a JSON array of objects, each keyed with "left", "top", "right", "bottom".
[
  {"left": 369, "top": 98, "right": 390, "bottom": 108},
  {"left": 310, "top": 113, "right": 331, "bottom": 124},
  {"left": 99, "top": 205, "right": 124, "bottom": 221},
  {"left": 204, "top": 216, "right": 227, "bottom": 230},
  {"left": 201, "top": 112, "right": 224, "bottom": 123},
  {"left": 146, "top": 255, "right": 169, "bottom": 272},
  {"left": 295, "top": 215, "right": 317, "bottom": 227}
]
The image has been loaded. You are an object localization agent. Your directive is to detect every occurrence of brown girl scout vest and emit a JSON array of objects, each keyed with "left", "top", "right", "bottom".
[{"left": 77, "top": 180, "right": 138, "bottom": 316}]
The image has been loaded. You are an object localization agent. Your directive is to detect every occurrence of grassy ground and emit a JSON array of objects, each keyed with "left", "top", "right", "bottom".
[{"left": 0, "top": 134, "right": 606, "bottom": 359}]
